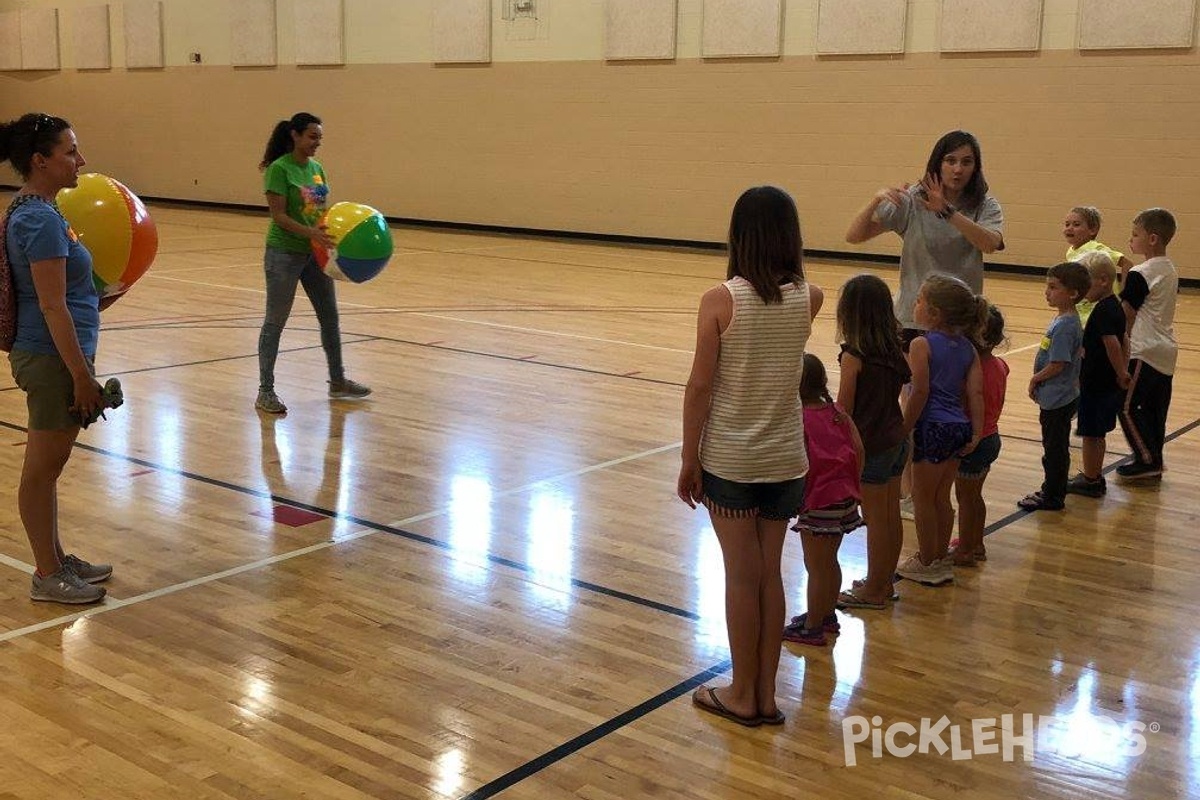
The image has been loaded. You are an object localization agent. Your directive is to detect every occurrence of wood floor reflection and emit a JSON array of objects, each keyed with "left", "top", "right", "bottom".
[{"left": 0, "top": 202, "right": 1197, "bottom": 799}]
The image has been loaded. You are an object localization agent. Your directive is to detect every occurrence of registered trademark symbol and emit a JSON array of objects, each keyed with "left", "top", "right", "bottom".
[{"left": 1149, "top": 722, "right": 1161, "bottom": 733}]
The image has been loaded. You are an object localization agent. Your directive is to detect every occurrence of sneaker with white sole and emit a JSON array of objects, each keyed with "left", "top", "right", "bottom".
[
  {"left": 31, "top": 567, "right": 106, "bottom": 604},
  {"left": 255, "top": 390, "right": 288, "bottom": 414},
  {"left": 896, "top": 553, "right": 954, "bottom": 586},
  {"left": 328, "top": 378, "right": 371, "bottom": 400},
  {"left": 61, "top": 553, "right": 113, "bottom": 584}
]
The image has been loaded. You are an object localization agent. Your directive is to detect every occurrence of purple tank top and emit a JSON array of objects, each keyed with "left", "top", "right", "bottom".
[{"left": 920, "top": 330, "right": 974, "bottom": 425}]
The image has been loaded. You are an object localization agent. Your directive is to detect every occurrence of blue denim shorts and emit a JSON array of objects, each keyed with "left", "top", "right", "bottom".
[
  {"left": 957, "top": 432, "right": 1001, "bottom": 479},
  {"left": 701, "top": 470, "right": 807, "bottom": 521},
  {"left": 861, "top": 439, "right": 909, "bottom": 485}
]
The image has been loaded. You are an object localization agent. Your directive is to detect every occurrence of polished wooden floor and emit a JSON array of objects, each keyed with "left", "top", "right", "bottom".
[{"left": 1, "top": 202, "right": 1197, "bottom": 799}]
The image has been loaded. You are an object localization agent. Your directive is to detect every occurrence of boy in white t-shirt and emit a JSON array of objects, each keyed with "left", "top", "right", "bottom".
[{"left": 1117, "top": 208, "right": 1179, "bottom": 481}]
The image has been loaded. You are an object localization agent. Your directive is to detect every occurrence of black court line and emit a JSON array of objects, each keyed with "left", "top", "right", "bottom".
[
  {"left": 1, "top": 344, "right": 1194, "bottom": 796},
  {"left": 90, "top": 324, "right": 690, "bottom": 388},
  {"left": 0, "top": 418, "right": 699, "bottom": 622},
  {"left": 461, "top": 415, "right": 1200, "bottom": 798},
  {"left": 0, "top": 339, "right": 376, "bottom": 392},
  {"left": 101, "top": 306, "right": 694, "bottom": 332},
  {"left": 458, "top": 659, "right": 732, "bottom": 800},
  {"left": 987, "top": 415, "right": 1200, "bottom": 530}
]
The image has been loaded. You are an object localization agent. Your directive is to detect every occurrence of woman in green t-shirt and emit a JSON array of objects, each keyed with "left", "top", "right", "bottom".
[{"left": 256, "top": 112, "right": 370, "bottom": 414}]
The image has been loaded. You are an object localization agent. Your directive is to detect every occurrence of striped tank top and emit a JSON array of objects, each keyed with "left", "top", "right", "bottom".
[{"left": 699, "top": 276, "right": 811, "bottom": 483}]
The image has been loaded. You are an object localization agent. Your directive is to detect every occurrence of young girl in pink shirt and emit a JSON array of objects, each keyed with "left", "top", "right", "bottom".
[{"left": 783, "top": 353, "right": 864, "bottom": 646}]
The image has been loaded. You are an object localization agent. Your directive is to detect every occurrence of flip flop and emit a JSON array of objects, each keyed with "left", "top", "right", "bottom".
[
  {"left": 758, "top": 709, "right": 786, "bottom": 726},
  {"left": 852, "top": 576, "right": 901, "bottom": 598},
  {"left": 1017, "top": 491, "right": 1064, "bottom": 511},
  {"left": 692, "top": 686, "right": 761, "bottom": 728},
  {"left": 836, "top": 589, "right": 888, "bottom": 610}
]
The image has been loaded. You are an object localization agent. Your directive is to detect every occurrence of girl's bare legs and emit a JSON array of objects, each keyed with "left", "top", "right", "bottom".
[
  {"left": 755, "top": 517, "right": 788, "bottom": 719},
  {"left": 857, "top": 479, "right": 902, "bottom": 602},
  {"left": 911, "top": 460, "right": 959, "bottom": 564},
  {"left": 935, "top": 459, "right": 960, "bottom": 559},
  {"left": 801, "top": 531, "right": 843, "bottom": 626},
  {"left": 707, "top": 513, "right": 767, "bottom": 720},
  {"left": 954, "top": 474, "right": 986, "bottom": 561}
]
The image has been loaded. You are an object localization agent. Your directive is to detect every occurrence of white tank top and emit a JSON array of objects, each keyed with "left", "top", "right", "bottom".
[{"left": 700, "top": 276, "right": 811, "bottom": 482}]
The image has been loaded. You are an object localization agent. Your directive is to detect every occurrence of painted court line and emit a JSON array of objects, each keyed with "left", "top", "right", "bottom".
[
  {"left": 139, "top": 272, "right": 693, "bottom": 355},
  {"left": 0, "top": 441, "right": 684, "bottom": 643},
  {"left": 142, "top": 273, "right": 377, "bottom": 309},
  {"left": 412, "top": 312, "right": 694, "bottom": 354}
]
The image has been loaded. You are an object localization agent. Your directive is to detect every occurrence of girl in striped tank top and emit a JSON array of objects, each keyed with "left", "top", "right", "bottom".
[{"left": 678, "top": 187, "right": 824, "bottom": 727}]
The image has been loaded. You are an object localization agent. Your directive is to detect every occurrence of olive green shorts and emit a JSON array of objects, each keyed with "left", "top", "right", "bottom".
[{"left": 9, "top": 350, "right": 94, "bottom": 431}]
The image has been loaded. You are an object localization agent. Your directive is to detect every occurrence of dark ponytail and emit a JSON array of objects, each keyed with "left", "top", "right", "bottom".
[
  {"left": 259, "top": 112, "right": 321, "bottom": 170},
  {"left": 799, "top": 353, "right": 834, "bottom": 405},
  {"left": 0, "top": 113, "right": 70, "bottom": 180}
]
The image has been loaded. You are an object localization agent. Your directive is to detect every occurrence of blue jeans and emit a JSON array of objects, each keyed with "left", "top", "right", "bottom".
[{"left": 258, "top": 246, "right": 344, "bottom": 391}]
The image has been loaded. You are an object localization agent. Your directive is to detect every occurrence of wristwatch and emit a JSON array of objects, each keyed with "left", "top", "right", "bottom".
[{"left": 936, "top": 203, "right": 958, "bottom": 220}]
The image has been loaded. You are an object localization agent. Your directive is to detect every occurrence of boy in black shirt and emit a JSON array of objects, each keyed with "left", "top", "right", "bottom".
[{"left": 1067, "top": 251, "right": 1129, "bottom": 497}]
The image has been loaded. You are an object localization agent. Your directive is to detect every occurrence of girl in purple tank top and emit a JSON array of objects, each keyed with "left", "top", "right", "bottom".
[
  {"left": 896, "top": 275, "right": 986, "bottom": 588},
  {"left": 783, "top": 354, "right": 864, "bottom": 646}
]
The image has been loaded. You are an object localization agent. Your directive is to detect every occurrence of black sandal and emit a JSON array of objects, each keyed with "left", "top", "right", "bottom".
[{"left": 1017, "top": 491, "right": 1064, "bottom": 511}]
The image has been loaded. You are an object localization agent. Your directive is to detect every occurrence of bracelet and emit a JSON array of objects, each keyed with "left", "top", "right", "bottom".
[{"left": 936, "top": 203, "right": 957, "bottom": 220}]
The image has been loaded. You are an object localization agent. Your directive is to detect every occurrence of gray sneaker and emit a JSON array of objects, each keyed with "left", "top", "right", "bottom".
[
  {"left": 31, "top": 567, "right": 106, "bottom": 604},
  {"left": 329, "top": 378, "right": 371, "bottom": 399},
  {"left": 255, "top": 390, "right": 288, "bottom": 414},
  {"left": 61, "top": 553, "right": 113, "bottom": 584}
]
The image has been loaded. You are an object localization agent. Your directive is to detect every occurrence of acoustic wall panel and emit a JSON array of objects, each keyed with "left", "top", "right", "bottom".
[
  {"left": 433, "top": 0, "right": 491, "bottom": 63},
  {"left": 20, "top": 8, "right": 60, "bottom": 71},
  {"left": 816, "top": 0, "right": 906, "bottom": 55},
  {"left": 940, "top": 0, "right": 1043, "bottom": 52},
  {"left": 124, "top": 0, "right": 164, "bottom": 68},
  {"left": 701, "top": 0, "right": 782, "bottom": 58},
  {"left": 1079, "top": 0, "right": 1196, "bottom": 49},
  {"left": 294, "top": 0, "right": 344, "bottom": 65},
  {"left": 72, "top": 5, "right": 112, "bottom": 70},
  {"left": 605, "top": 0, "right": 677, "bottom": 60},
  {"left": 231, "top": 0, "right": 276, "bottom": 66},
  {"left": 0, "top": 12, "right": 21, "bottom": 70}
]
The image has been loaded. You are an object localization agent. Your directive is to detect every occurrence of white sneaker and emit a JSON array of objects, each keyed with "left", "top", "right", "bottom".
[
  {"left": 896, "top": 553, "right": 953, "bottom": 586},
  {"left": 900, "top": 495, "right": 915, "bottom": 521}
]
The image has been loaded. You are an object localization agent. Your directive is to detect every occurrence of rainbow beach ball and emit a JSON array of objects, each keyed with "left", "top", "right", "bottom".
[
  {"left": 312, "top": 202, "right": 393, "bottom": 283},
  {"left": 56, "top": 173, "right": 158, "bottom": 298}
]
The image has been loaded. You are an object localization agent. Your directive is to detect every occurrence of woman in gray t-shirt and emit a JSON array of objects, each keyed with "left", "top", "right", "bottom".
[{"left": 845, "top": 130, "right": 1004, "bottom": 335}]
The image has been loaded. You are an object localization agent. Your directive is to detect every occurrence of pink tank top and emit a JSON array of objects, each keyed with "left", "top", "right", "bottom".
[{"left": 801, "top": 403, "right": 861, "bottom": 511}]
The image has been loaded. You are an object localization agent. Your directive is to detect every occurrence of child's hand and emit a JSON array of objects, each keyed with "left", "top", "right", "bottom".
[
  {"left": 1027, "top": 377, "right": 1039, "bottom": 401},
  {"left": 959, "top": 435, "right": 981, "bottom": 457},
  {"left": 676, "top": 461, "right": 704, "bottom": 509},
  {"left": 1117, "top": 371, "right": 1131, "bottom": 390}
]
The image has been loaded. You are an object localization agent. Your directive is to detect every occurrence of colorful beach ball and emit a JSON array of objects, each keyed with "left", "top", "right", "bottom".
[
  {"left": 56, "top": 173, "right": 158, "bottom": 298},
  {"left": 312, "top": 202, "right": 393, "bottom": 283}
]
